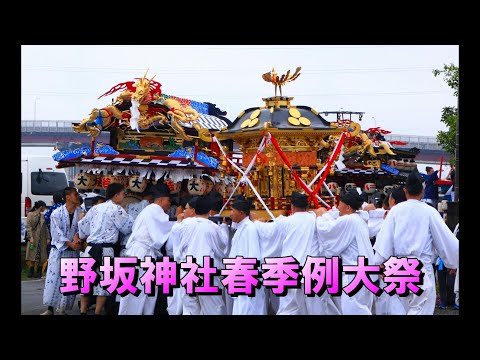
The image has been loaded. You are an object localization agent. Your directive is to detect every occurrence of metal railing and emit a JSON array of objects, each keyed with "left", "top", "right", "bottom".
[
  {"left": 21, "top": 120, "right": 76, "bottom": 133},
  {"left": 383, "top": 134, "right": 443, "bottom": 151},
  {"left": 21, "top": 120, "right": 445, "bottom": 151}
]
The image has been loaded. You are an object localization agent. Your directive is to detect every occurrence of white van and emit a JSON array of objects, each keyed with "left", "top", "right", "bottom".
[{"left": 21, "top": 147, "right": 68, "bottom": 242}]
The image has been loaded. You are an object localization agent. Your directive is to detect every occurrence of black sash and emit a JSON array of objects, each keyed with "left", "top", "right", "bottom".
[{"left": 87, "top": 242, "right": 115, "bottom": 267}]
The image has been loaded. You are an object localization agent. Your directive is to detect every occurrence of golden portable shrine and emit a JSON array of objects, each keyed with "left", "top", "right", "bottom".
[
  {"left": 54, "top": 68, "right": 419, "bottom": 217},
  {"left": 215, "top": 66, "right": 420, "bottom": 218},
  {"left": 54, "top": 70, "right": 237, "bottom": 207}
]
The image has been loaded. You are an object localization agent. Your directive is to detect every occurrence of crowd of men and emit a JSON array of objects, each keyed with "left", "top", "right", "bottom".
[{"left": 38, "top": 168, "right": 459, "bottom": 315}]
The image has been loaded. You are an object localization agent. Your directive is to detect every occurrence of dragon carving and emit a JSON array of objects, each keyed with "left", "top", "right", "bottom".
[
  {"left": 73, "top": 70, "right": 211, "bottom": 142},
  {"left": 160, "top": 98, "right": 212, "bottom": 143},
  {"left": 330, "top": 120, "right": 396, "bottom": 158},
  {"left": 73, "top": 106, "right": 125, "bottom": 138}
]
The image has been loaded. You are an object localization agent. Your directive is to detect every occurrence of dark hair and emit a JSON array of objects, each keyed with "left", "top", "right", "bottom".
[
  {"left": 143, "top": 184, "right": 155, "bottom": 197},
  {"left": 291, "top": 192, "right": 309, "bottom": 209},
  {"left": 192, "top": 196, "right": 211, "bottom": 215},
  {"left": 78, "top": 196, "right": 84, "bottom": 206},
  {"left": 340, "top": 190, "right": 364, "bottom": 211},
  {"left": 360, "top": 191, "right": 368, "bottom": 204},
  {"left": 31, "top": 200, "right": 47, "bottom": 211},
  {"left": 243, "top": 209, "right": 251, "bottom": 216},
  {"left": 405, "top": 170, "right": 424, "bottom": 196},
  {"left": 208, "top": 191, "right": 224, "bottom": 212},
  {"left": 374, "top": 194, "right": 384, "bottom": 209},
  {"left": 53, "top": 192, "right": 64, "bottom": 204},
  {"left": 426, "top": 166, "right": 434, "bottom": 173},
  {"left": 92, "top": 196, "right": 105, "bottom": 206},
  {"left": 181, "top": 195, "right": 192, "bottom": 208},
  {"left": 406, "top": 183, "right": 423, "bottom": 196},
  {"left": 383, "top": 194, "right": 390, "bottom": 210},
  {"left": 169, "top": 197, "right": 179, "bottom": 207},
  {"left": 232, "top": 195, "right": 251, "bottom": 215},
  {"left": 151, "top": 183, "right": 171, "bottom": 199},
  {"left": 186, "top": 196, "right": 198, "bottom": 210},
  {"left": 106, "top": 183, "right": 124, "bottom": 200},
  {"left": 63, "top": 186, "right": 77, "bottom": 198},
  {"left": 390, "top": 186, "right": 407, "bottom": 205}
]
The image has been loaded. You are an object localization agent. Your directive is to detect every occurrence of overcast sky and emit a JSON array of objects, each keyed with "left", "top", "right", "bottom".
[{"left": 21, "top": 45, "right": 458, "bottom": 137}]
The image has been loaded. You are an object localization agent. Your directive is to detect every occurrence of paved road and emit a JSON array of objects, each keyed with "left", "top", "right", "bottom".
[
  {"left": 21, "top": 279, "right": 458, "bottom": 315},
  {"left": 22, "top": 279, "right": 81, "bottom": 315}
]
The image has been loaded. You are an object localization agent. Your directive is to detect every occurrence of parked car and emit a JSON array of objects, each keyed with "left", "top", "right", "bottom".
[{"left": 79, "top": 190, "right": 105, "bottom": 211}]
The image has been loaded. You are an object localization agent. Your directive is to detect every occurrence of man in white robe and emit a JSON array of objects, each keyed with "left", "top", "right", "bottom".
[
  {"left": 118, "top": 184, "right": 174, "bottom": 315},
  {"left": 453, "top": 223, "right": 459, "bottom": 309},
  {"left": 111, "top": 188, "right": 153, "bottom": 309},
  {"left": 206, "top": 191, "right": 236, "bottom": 314},
  {"left": 254, "top": 192, "right": 321, "bottom": 315},
  {"left": 315, "top": 189, "right": 377, "bottom": 315},
  {"left": 373, "top": 170, "right": 459, "bottom": 315},
  {"left": 78, "top": 183, "right": 134, "bottom": 315},
  {"left": 227, "top": 195, "right": 267, "bottom": 315},
  {"left": 119, "top": 188, "right": 153, "bottom": 257},
  {"left": 252, "top": 214, "right": 283, "bottom": 315},
  {"left": 373, "top": 187, "right": 407, "bottom": 315},
  {"left": 363, "top": 203, "right": 386, "bottom": 242},
  {"left": 181, "top": 196, "right": 227, "bottom": 315},
  {"left": 41, "top": 187, "right": 83, "bottom": 315},
  {"left": 207, "top": 191, "right": 232, "bottom": 255},
  {"left": 165, "top": 197, "right": 198, "bottom": 315}
]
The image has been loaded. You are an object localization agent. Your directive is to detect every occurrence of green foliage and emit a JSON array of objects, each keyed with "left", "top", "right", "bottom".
[
  {"left": 433, "top": 64, "right": 459, "bottom": 96},
  {"left": 433, "top": 64, "right": 458, "bottom": 157}
]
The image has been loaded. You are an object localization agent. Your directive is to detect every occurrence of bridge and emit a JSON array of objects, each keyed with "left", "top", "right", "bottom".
[
  {"left": 383, "top": 133, "right": 450, "bottom": 163},
  {"left": 21, "top": 120, "right": 451, "bottom": 163}
]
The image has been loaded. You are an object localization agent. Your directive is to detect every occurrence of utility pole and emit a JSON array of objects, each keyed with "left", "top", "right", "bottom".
[{"left": 34, "top": 96, "right": 40, "bottom": 121}]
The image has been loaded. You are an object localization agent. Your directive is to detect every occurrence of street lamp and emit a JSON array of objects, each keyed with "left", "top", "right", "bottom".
[{"left": 34, "top": 96, "right": 40, "bottom": 121}]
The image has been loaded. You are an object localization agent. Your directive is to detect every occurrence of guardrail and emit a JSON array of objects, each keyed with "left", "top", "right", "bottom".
[{"left": 21, "top": 120, "right": 445, "bottom": 151}]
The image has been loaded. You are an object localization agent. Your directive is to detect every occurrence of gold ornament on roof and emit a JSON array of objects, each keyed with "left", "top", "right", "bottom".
[
  {"left": 289, "top": 108, "right": 301, "bottom": 118},
  {"left": 241, "top": 109, "right": 261, "bottom": 129},
  {"left": 262, "top": 66, "right": 302, "bottom": 96},
  {"left": 287, "top": 107, "right": 311, "bottom": 127},
  {"left": 288, "top": 117, "right": 300, "bottom": 126}
]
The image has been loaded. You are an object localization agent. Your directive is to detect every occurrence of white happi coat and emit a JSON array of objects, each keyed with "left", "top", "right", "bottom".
[
  {"left": 255, "top": 212, "right": 321, "bottom": 315},
  {"left": 367, "top": 208, "right": 386, "bottom": 239},
  {"left": 209, "top": 211, "right": 231, "bottom": 255},
  {"left": 316, "top": 212, "right": 376, "bottom": 315},
  {"left": 254, "top": 217, "right": 284, "bottom": 259},
  {"left": 43, "top": 205, "right": 82, "bottom": 311},
  {"left": 78, "top": 200, "right": 134, "bottom": 297},
  {"left": 228, "top": 217, "right": 267, "bottom": 315},
  {"left": 373, "top": 199, "right": 459, "bottom": 315},
  {"left": 78, "top": 200, "right": 134, "bottom": 245},
  {"left": 118, "top": 203, "right": 173, "bottom": 315},
  {"left": 253, "top": 216, "right": 284, "bottom": 315},
  {"left": 119, "top": 200, "right": 151, "bottom": 256},
  {"left": 165, "top": 217, "right": 198, "bottom": 315},
  {"left": 182, "top": 217, "right": 227, "bottom": 315}
]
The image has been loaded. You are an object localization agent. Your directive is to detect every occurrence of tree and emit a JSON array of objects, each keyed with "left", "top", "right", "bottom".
[
  {"left": 433, "top": 64, "right": 458, "bottom": 159},
  {"left": 436, "top": 106, "right": 457, "bottom": 155}
]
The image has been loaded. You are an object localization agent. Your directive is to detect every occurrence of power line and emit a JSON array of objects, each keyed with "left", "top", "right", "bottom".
[
  {"left": 22, "top": 91, "right": 209, "bottom": 97},
  {"left": 22, "top": 90, "right": 452, "bottom": 98},
  {"left": 23, "top": 91, "right": 89, "bottom": 97},
  {"left": 292, "top": 90, "right": 452, "bottom": 96},
  {"left": 23, "top": 65, "right": 436, "bottom": 74},
  {"left": 104, "top": 45, "right": 408, "bottom": 50}
]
